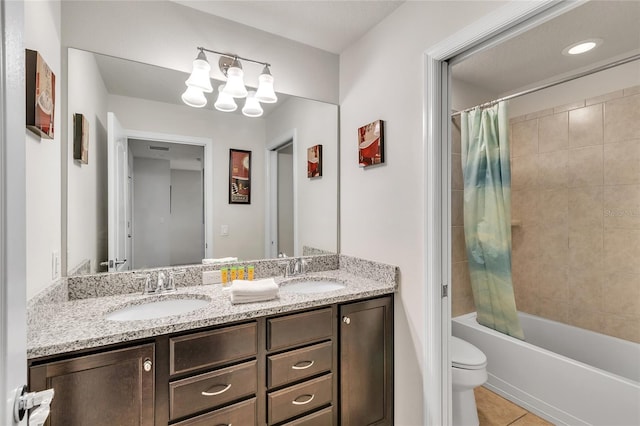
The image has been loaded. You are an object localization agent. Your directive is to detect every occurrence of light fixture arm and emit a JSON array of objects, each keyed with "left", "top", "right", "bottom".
[{"left": 197, "top": 47, "right": 271, "bottom": 68}]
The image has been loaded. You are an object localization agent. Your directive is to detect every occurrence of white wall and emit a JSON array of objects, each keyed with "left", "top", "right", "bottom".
[
  {"left": 66, "top": 48, "right": 109, "bottom": 274},
  {"left": 266, "top": 97, "right": 339, "bottom": 254},
  {"left": 338, "top": 2, "right": 506, "bottom": 424},
  {"left": 108, "top": 94, "right": 266, "bottom": 261},
  {"left": 25, "top": 0, "right": 62, "bottom": 299},
  {"left": 61, "top": 1, "right": 339, "bottom": 104},
  {"left": 133, "top": 157, "right": 171, "bottom": 269},
  {"left": 451, "top": 77, "right": 501, "bottom": 112},
  {"left": 170, "top": 169, "right": 204, "bottom": 265},
  {"left": 277, "top": 148, "right": 294, "bottom": 256}
]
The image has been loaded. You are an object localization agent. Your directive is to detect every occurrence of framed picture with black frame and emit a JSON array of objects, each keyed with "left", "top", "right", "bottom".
[{"left": 229, "top": 149, "right": 251, "bottom": 204}]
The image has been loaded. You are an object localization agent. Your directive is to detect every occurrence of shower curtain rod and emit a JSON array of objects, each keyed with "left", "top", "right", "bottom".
[{"left": 451, "top": 53, "right": 640, "bottom": 117}]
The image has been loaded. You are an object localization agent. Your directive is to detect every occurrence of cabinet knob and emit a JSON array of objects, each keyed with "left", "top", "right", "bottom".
[
  {"left": 342, "top": 316, "right": 351, "bottom": 325},
  {"left": 143, "top": 358, "right": 152, "bottom": 372}
]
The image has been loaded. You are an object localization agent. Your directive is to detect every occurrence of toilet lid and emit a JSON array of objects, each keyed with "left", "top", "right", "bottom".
[{"left": 451, "top": 336, "right": 487, "bottom": 370}]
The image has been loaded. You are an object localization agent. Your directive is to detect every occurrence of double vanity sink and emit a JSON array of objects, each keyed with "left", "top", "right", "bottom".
[{"left": 105, "top": 279, "right": 347, "bottom": 322}]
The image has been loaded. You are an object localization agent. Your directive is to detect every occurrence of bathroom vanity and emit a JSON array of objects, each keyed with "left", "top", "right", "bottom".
[{"left": 27, "top": 256, "right": 396, "bottom": 425}]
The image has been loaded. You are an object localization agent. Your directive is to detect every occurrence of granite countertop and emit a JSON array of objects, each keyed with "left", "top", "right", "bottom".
[{"left": 27, "top": 269, "right": 396, "bottom": 359}]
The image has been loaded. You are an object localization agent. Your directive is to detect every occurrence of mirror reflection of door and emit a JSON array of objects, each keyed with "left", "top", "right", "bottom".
[
  {"left": 277, "top": 143, "right": 294, "bottom": 257},
  {"left": 128, "top": 139, "right": 204, "bottom": 269}
]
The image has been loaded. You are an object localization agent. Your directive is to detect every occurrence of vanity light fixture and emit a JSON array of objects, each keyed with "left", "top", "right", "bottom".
[
  {"left": 183, "top": 47, "right": 277, "bottom": 116},
  {"left": 562, "top": 38, "right": 603, "bottom": 56}
]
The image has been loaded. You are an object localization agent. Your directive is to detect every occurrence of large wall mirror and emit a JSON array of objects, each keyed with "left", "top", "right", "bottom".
[{"left": 65, "top": 48, "right": 339, "bottom": 275}]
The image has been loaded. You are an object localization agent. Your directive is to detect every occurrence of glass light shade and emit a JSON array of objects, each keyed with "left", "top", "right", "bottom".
[
  {"left": 255, "top": 71, "right": 277, "bottom": 103},
  {"left": 222, "top": 65, "right": 248, "bottom": 98},
  {"left": 181, "top": 86, "right": 207, "bottom": 108},
  {"left": 185, "top": 51, "right": 213, "bottom": 93},
  {"left": 214, "top": 85, "right": 237, "bottom": 112},
  {"left": 242, "top": 91, "right": 263, "bottom": 117}
]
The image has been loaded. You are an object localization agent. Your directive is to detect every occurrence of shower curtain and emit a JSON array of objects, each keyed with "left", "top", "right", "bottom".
[{"left": 461, "top": 101, "right": 524, "bottom": 340}]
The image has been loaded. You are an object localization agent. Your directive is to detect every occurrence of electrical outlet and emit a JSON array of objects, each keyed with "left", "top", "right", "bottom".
[
  {"left": 220, "top": 224, "right": 229, "bottom": 236},
  {"left": 202, "top": 270, "right": 222, "bottom": 285},
  {"left": 52, "top": 251, "right": 60, "bottom": 280}
]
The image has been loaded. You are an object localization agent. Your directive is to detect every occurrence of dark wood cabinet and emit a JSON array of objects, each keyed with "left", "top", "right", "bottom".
[
  {"left": 29, "top": 343, "right": 155, "bottom": 426},
  {"left": 340, "top": 296, "right": 393, "bottom": 426},
  {"left": 28, "top": 295, "right": 393, "bottom": 426}
]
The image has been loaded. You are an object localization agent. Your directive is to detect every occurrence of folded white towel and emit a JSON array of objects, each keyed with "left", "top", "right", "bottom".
[
  {"left": 230, "top": 278, "right": 279, "bottom": 304},
  {"left": 202, "top": 257, "right": 238, "bottom": 264}
]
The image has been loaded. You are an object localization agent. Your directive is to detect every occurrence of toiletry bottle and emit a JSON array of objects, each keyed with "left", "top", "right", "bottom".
[
  {"left": 230, "top": 266, "right": 237, "bottom": 281},
  {"left": 247, "top": 265, "right": 255, "bottom": 280},
  {"left": 221, "top": 267, "right": 229, "bottom": 286},
  {"left": 237, "top": 266, "right": 245, "bottom": 280}
]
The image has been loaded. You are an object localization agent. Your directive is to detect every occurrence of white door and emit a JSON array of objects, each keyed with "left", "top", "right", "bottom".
[
  {"left": 107, "top": 113, "right": 131, "bottom": 272},
  {"left": 2, "top": 1, "right": 28, "bottom": 423}
]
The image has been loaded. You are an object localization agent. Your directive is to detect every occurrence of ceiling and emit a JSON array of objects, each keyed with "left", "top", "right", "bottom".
[
  {"left": 452, "top": 1, "right": 640, "bottom": 96},
  {"left": 173, "top": 0, "right": 405, "bottom": 54}
]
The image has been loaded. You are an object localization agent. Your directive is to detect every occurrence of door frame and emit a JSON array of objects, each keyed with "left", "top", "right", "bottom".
[
  {"left": 1, "top": 0, "right": 27, "bottom": 423},
  {"left": 124, "top": 129, "right": 214, "bottom": 262},
  {"left": 421, "top": 1, "right": 586, "bottom": 424},
  {"left": 265, "top": 129, "right": 299, "bottom": 258}
]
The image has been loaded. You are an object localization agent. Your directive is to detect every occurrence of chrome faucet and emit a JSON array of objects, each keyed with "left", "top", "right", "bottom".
[
  {"left": 281, "top": 258, "right": 307, "bottom": 278},
  {"left": 143, "top": 270, "right": 181, "bottom": 295}
]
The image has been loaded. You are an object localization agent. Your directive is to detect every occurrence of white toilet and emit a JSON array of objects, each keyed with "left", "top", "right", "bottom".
[{"left": 451, "top": 336, "right": 488, "bottom": 426}]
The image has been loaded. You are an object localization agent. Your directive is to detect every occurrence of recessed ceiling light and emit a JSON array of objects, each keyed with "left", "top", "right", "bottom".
[{"left": 562, "top": 38, "right": 603, "bottom": 56}]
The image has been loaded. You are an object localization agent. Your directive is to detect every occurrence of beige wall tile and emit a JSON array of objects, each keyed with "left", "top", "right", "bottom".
[
  {"left": 604, "top": 228, "right": 640, "bottom": 275},
  {"left": 511, "top": 154, "right": 538, "bottom": 190},
  {"left": 569, "top": 104, "right": 603, "bottom": 148},
  {"left": 452, "top": 116, "right": 461, "bottom": 154},
  {"left": 451, "top": 226, "right": 467, "bottom": 263},
  {"left": 537, "top": 150, "right": 568, "bottom": 188},
  {"left": 585, "top": 90, "right": 624, "bottom": 107},
  {"left": 568, "top": 266, "right": 603, "bottom": 313},
  {"left": 539, "top": 225, "right": 568, "bottom": 268},
  {"left": 538, "top": 112, "right": 568, "bottom": 153},
  {"left": 569, "top": 228, "right": 603, "bottom": 273},
  {"left": 452, "top": 296, "right": 476, "bottom": 317},
  {"left": 567, "top": 306, "right": 605, "bottom": 333},
  {"left": 602, "top": 314, "right": 640, "bottom": 343},
  {"left": 452, "top": 261, "right": 472, "bottom": 300},
  {"left": 538, "top": 296, "right": 568, "bottom": 323},
  {"left": 510, "top": 115, "right": 526, "bottom": 124},
  {"left": 602, "top": 272, "right": 640, "bottom": 317},
  {"left": 451, "top": 190, "right": 464, "bottom": 227},
  {"left": 539, "top": 188, "right": 568, "bottom": 228},
  {"left": 554, "top": 101, "right": 585, "bottom": 114},
  {"left": 604, "top": 140, "right": 640, "bottom": 185},
  {"left": 604, "top": 185, "right": 640, "bottom": 229},
  {"left": 624, "top": 85, "right": 640, "bottom": 97},
  {"left": 568, "top": 146, "right": 603, "bottom": 187},
  {"left": 513, "top": 276, "right": 540, "bottom": 316},
  {"left": 525, "top": 108, "right": 554, "bottom": 121},
  {"left": 452, "top": 153, "right": 463, "bottom": 190},
  {"left": 537, "top": 262, "right": 568, "bottom": 301},
  {"left": 512, "top": 189, "right": 539, "bottom": 227},
  {"left": 511, "top": 119, "right": 538, "bottom": 157},
  {"left": 569, "top": 186, "right": 603, "bottom": 231},
  {"left": 605, "top": 93, "right": 640, "bottom": 143}
]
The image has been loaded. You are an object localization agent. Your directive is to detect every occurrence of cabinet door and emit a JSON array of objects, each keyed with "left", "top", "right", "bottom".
[
  {"left": 340, "top": 296, "right": 393, "bottom": 426},
  {"left": 29, "top": 343, "right": 155, "bottom": 426}
]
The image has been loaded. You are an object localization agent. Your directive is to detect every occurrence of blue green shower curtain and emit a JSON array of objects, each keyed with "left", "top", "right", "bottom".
[{"left": 461, "top": 102, "right": 524, "bottom": 340}]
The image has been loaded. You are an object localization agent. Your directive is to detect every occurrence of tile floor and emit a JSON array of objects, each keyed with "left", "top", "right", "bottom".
[{"left": 475, "top": 386, "right": 554, "bottom": 426}]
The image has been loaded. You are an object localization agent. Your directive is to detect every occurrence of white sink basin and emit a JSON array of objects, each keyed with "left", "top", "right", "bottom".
[
  {"left": 105, "top": 296, "right": 210, "bottom": 321},
  {"left": 279, "top": 280, "right": 346, "bottom": 294}
]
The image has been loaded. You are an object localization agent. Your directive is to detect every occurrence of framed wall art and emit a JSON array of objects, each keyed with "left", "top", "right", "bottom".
[
  {"left": 307, "top": 144, "right": 323, "bottom": 178},
  {"left": 358, "top": 119, "right": 384, "bottom": 167},
  {"left": 26, "top": 49, "right": 56, "bottom": 139},
  {"left": 229, "top": 149, "right": 251, "bottom": 204},
  {"left": 73, "top": 113, "right": 89, "bottom": 164}
]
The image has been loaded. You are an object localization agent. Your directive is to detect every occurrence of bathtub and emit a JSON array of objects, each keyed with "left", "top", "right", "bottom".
[{"left": 452, "top": 312, "right": 640, "bottom": 425}]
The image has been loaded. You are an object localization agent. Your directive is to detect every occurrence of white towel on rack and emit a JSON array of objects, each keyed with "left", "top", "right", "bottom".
[
  {"left": 202, "top": 257, "right": 238, "bottom": 264},
  {"left": 230, "top": 278, "right": 279, "bottom": 304}
]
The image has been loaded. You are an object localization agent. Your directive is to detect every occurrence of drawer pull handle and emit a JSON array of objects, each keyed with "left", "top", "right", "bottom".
[
  {"left": 201, "top": 383, "right": 232, "bottom": 396},
  {"left": 291, "top": 360, "right": 315, "bottom": 370},
  {"left": 292, "top": 394, "right": 315, "bottom": 405},
  {"left": 342, "top": 316, "right": 351, "bottom": 325}
]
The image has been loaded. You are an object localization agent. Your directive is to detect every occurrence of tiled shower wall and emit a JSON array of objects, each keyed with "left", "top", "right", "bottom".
[{"left": 451, "top": 86, "right": 640, "bottom": 344}]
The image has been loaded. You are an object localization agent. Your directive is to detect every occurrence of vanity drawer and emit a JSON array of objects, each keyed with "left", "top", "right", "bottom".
[
  {"left": 172, "top": 397, "right": 256, "bottom": 425},
  {"left": 268, "top": 341, "right": 333, "bottom": 388},
  {"left": 282, "top": 406, "right": 334, "bottom": 426},
  {"left": 169, "top": 360, "right": 257, "bottom": 420},
  {"left": 267, "top": 308, "right": 332, "bottom": 351},
  {"left": 170, "top": 322, "right": 257, "bottom": 375},
  {"left": 267, "top": 373, "right": 333, "bottom": 425}
]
